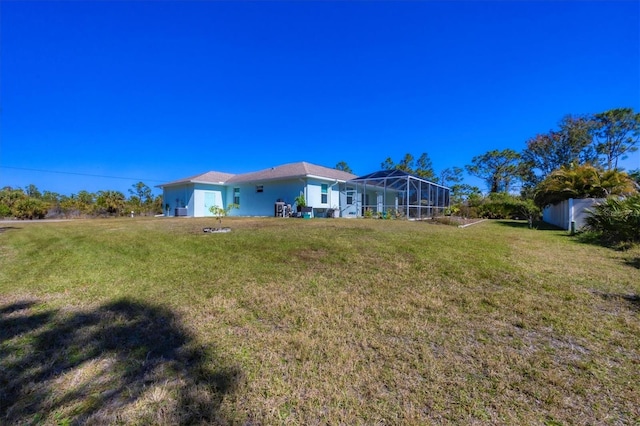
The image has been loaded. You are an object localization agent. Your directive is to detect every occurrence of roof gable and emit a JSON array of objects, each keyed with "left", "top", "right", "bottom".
[
  {"left": 159, "top": 171, "right": 235, "bottom": 187},
  {"left": 226, "top": 162, "right": 356, "bottom": 183},
  {"left": 159, "top": 162, "right": 357, "bottom": 188}
]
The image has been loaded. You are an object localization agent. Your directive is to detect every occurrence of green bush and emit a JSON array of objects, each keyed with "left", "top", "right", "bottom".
[
  {"left": 0, "top": 204, "right": 11, "bottom": 218},
  {"left": 472, "top": 193, "right": 540, "bottom": 221},
  {"left": 584, "top": 195, "right": 640, "bottom": 247},
  {"left": 13, "top": 198, "right": 48, "bottom": 220}
]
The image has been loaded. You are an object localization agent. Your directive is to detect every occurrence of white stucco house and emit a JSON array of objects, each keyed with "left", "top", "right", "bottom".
[
  {"left": 158, "top": 161, "right": 450, "bottom": 219},
  {"left": 158, "top": 162, "right": 357, "bottom": 218}
]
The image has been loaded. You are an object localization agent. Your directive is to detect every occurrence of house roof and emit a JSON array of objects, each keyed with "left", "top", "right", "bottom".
[
  {"left": 158, "top": 170, "right": 236, "bottom": 188},
  {"left": 226, "top": 162, "right": 356, "bottom": 184},
  {"left": 158, "top": 162, "right": 356, "bottom": 188}
]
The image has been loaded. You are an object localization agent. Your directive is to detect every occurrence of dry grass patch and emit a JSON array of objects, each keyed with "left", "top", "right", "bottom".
[{"left": 1, "top": 217, "right": 639, "bottom": 424}]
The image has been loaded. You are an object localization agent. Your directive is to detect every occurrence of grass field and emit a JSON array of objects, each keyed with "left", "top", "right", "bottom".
[{"left": 1, "top": 217, "right": 639, "bottom": 425}]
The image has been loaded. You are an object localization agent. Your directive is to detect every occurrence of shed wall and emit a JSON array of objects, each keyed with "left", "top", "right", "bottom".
[{"left": 542, "top": 198, "right": 603, "bottom": 230}]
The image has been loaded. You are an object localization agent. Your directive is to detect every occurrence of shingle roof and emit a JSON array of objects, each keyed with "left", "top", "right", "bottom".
[
  {"left": 159, "top": 171, "right": 236, "bottom": 187},
  {"left": 159, "top": 162, "right": 356, "bottom": 187},
  {"left": 226, "top": 162, "right": 356, "bottom": 183}
]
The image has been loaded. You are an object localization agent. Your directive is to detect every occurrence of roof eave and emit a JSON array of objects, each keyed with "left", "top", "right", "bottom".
[
  {"left": 306, "top": 174, "right": 350, "bottom": 182},
  {"left": 191, "top": 180, "right": 228, "bottom": 185}
]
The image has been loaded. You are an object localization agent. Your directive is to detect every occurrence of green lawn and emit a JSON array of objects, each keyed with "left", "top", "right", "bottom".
[{"left": 1, "top": 217, "right": 638, "bottom": 425}]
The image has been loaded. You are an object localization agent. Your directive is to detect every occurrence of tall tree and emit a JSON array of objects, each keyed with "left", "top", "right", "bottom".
[
  {"left": 380, "top": 152, "right": 435, "bottom": 180},
  {"left": 396, "top": 153, "right": 415, "bottom": 174},
  {"left": 440, "top": 166, "right": 464, "bottom": 187},
  {"left": 450, "top": 183, "right": 481, "bottom": 204},
  {"left": 129, "top": 182, "right": 152, "bottom": 206},
  {"left": 381, "top": 157, "right": 395, "bottom": 170},
  {"left": 334, "top": 161, "right": 353, "bottom": 174},
  {"left": 466, "top": 149, "right": 521, "bottom": 193},
  {"left": 415, "top": 153, "right": 436, "bottom": 181},
  {"left": 25, "top": 184, "right": 42, "bottom": 199},
  {"left": 593, "top": 108, "right": 640, "bottom": 170},
  {"left": 521, "top": 115, "right": 598, "bottom": 186}
]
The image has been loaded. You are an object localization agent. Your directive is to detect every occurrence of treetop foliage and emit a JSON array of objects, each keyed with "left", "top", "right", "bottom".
[
  {"left": 0, "top": 182, "right": 162, "bottom": 219},
  {"left": 380, "top": 152, "right": 436, "bottom": 182},
  {"left": 465, "top": 149, "right": 521, "bottom": 194},
  {"left": 334, "top": 161, "right": 353, "bottom": 174},
  {"left": 593, "top": 108, "right": 640, "bottom": 170},
  {"left": 467, "top": 107, "right": 639, "bottom": 199},
  {"left": 533, "top": 164, "right": 637, "bottom": 208}
]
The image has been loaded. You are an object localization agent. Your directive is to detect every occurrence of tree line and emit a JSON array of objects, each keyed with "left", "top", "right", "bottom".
[
  {"left": 333, "top": 107, "right": 639, "bottom": 235},
  {"left": 0, "top": 182, "right": 163, "bottom": 219},
  {"left": 3, "top": 107, "right": 638, "bottom": 224},
  {"left": 337, "top": 153, "right": 478, "bottom": 206},
  {"left": 336, "top": 107, "right": 639, "bottom": 202},
  {"left": 465, "top": 107, "right": 639, "bottom": 197}
]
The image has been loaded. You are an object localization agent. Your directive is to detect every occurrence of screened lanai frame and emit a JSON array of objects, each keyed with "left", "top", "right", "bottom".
[{"left": 346, "top": 170, "right": 450, "bottom": 220}]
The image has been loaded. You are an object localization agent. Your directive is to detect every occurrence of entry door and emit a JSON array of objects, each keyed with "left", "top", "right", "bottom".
[
  {"left": 204, "top": 191, "right": 222, "bottom": 216},
  {"left": 361, "top": 193, "right": 368, "bottom": 216}
]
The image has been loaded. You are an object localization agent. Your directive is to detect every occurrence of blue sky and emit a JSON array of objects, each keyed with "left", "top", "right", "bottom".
[{"left": 1, "top": 0, "right": 639, "bottom": 196}]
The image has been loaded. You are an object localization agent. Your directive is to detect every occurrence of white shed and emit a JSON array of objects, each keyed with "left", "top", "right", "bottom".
[{"left": 542, "top": 198, "right": 604, "bottom": 231}]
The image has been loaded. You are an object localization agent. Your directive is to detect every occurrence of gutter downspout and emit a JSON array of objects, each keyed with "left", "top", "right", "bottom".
[{"left": 329, "top": 179, "right": 339, "bottom": 217}]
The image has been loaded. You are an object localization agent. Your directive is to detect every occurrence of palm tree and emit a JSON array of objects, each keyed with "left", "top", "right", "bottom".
[
  {"left": 533, "top": 164, "right": 637, "bottom": 208},
  {"left": 96, "top": 190, "right": 125, "bottom": 215}
]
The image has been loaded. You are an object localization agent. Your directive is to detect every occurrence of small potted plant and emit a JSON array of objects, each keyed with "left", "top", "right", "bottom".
[{"left": 294, "top": 194, "right": 306, "bottom": 213}]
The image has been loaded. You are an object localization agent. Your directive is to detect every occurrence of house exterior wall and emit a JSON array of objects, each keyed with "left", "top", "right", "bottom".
[
  {"left": 163, "top": 184, "right": 194, "bottom": 217},
  {"left": 542, "top": 198, "right": 603, "bottom": 230},
  {"left": 193, "top": 184, "right": 226, "bottom": 217},
  {"left": 226, "top": 179, "right": 306, "bottom": 217},
  {"left": 305, "top": 179, "right": 342, "bottom": 217},
  {"left": 162, "top": 177, "right": 351, "bottom": 218}
]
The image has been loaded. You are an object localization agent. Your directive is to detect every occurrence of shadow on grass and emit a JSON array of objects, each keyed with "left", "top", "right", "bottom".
[
  {"left": 624, "top": 257, "right": 640, "bottom": 269},
  {"left": 0, "top": 298, "right": 242, "bottom": 425},
  {"left": 572, "top": 231, "right": 638, "bottom": 252},
  {"left": 593, "top": 291, "right": 640, "bottom": 312},
  {"left": 494, "top": 220, "right": 563, "bottom": 231},
  {"left": 0, "top": 226, "right": 20, "bottom": 234}
]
